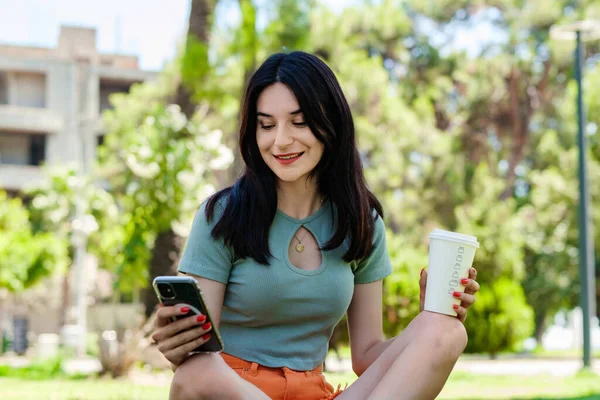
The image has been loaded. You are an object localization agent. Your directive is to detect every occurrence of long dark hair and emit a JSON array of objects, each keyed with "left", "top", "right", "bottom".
[{"left": 206, "top": 51, "right": 383, "bottom": 265}]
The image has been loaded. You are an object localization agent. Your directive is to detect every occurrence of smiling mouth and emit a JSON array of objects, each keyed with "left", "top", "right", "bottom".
[{"left": 274, "top": 152, "right": 304, "bottom": 160}]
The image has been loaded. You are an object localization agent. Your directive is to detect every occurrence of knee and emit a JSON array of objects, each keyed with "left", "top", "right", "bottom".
[
  {"left": 417, "top": 312, "right": 468, "bottom": 363},
  {"left": 170, "top": 354, "right": 240, "bottom": 400}
]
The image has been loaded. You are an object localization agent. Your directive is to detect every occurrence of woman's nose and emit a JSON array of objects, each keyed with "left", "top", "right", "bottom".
[{"left": 273, "top": 126, "right": 294, "bottom": 147}]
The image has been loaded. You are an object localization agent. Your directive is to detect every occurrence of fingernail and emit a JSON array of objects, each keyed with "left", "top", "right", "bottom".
[
  {"left": 202, "top": 333, "right": 211, "bottom": 340},
  {"left": 453, "top": 291, "right": 461, "bottom": 298},
  {"left": 180, "top": 307, "right": 190, "bottom": 313},
  {"left": 420, "top": 268, "right": 425, "bottom": 277},
  {"left": 202, "top": 322, "right": 212, "bottom": 330},
  {"left": 471, "top": 268, "right": 477, "bottom": 274},
  {"left": 461, "top": 278, "right": 469, "bottom": 285},
  {"left": 453, "top": 304, "right": 459, "bottom": 310},
  {"left": 197, "top": 315, "right": 206, "bottom": 323},
  {"left": 158, "top": 303, "right": 163, "bottom": 308}
]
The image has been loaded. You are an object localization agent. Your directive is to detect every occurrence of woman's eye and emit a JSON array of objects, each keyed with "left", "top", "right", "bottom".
[
  {"left": 292, "top": 121, "right": 307, "bottom": 127},
  {"left": 260, "top": 124, "right": 275, "bottom": 130}
]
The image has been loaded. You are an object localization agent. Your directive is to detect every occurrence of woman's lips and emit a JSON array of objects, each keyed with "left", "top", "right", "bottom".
[{"left": 274, "top": 152, "right": 304, "bottom": 165}]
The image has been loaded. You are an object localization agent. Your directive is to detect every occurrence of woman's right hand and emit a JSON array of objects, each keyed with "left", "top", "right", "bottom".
[{"left": 151, "top": 304, "right": 213, "bottom": 366}]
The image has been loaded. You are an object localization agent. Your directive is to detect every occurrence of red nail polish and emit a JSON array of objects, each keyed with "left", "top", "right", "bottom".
[
  {"left": 202, "top": 322, "right": 211, "bottom": 330},
  {"left": 202, "top": 333, "right": 211, "bottom": 340},
  {"left": 461, "top": 278, "right": 469, "bottom": 285},
  {"left": 180, "top": 307, "right": 190, "bottom": 313},
  {"left": 453, "top": 304, "right": 459, "bottom": 310},
  {"left": 197, "top": 315, "right": 206, "bottom": 323},
  {"left": 453, "top": 291, "right": 461, "bottom": 298}
]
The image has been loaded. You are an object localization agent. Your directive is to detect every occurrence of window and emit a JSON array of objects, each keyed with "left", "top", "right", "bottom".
[
  {"left": 12, "top": 72, "right": 46, "bottom": 108},
  {"left": 0, "top": 132, "right": 46, "bottom": 166},
  {"left": 99, "top": 81, "right": 132, "bottom": 113},
  {"left": 0, "top": 72, "right": 8, "bottom": 105}
]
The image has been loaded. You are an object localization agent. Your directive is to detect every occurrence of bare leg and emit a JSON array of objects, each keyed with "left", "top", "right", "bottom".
[
  {"left": 170, "top": 353, "right": 270, "bottom": 400},
  {"left": 338, "top": 311, "right": 468, "bottom": 400}
]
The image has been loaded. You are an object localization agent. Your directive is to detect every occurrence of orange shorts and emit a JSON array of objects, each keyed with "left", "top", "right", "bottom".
[{"left": 221, "top": 353, "right": 344, "bottom": 400}]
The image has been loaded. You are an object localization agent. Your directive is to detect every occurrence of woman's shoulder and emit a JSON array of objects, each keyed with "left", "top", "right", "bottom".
[{"left": 202, "top": 188, "right": 233, "bottom": 220}]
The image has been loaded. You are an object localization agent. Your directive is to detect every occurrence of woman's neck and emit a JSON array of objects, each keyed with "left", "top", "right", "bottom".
[{"left": 276, "top": 179, "right": 323, "bottom": 220}]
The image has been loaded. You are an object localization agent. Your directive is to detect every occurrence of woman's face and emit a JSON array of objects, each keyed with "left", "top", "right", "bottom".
[{"left": 256, "top": 83, "right": 324, "bottom": 185}]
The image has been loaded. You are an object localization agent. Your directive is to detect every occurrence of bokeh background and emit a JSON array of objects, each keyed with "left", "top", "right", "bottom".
[{"left": 1, "top": 0, "right": 600, "bottom": 399}]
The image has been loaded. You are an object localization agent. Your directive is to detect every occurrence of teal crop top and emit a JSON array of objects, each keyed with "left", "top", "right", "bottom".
[{"left": 177, "top": 198, "right": 392, "bottom": 370}]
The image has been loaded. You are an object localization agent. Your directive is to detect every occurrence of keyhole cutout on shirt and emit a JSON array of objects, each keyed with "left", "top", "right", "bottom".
[{"left": 288, "top": 226, "right": 322, "bottom": 271}]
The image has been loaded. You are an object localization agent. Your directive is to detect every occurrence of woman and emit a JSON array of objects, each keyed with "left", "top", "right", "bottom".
[{"left": 152, "top": 51, "right": 480, "bottom": 400}]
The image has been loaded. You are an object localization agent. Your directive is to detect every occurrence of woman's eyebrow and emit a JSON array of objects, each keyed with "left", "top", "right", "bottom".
[{"left": 257, "top": 109, "right": 302, "bottom": 117}]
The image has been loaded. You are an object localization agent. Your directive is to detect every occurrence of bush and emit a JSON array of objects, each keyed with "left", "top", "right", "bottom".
[
  {"left": 464, "top": 277, "right": 534, "bottom": 357},
  {"left": 382, "top": 231, "right": 427, "bottom": 337},
  {"left": 0, "top": 354, "right": 65, "bottom": 380}
]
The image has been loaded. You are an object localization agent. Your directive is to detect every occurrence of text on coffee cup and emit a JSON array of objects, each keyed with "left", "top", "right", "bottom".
[{"left": 448, "top": 246, "right": 465, "bottom": 295}]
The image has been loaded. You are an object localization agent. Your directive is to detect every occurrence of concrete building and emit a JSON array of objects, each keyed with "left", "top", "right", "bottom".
[
  {"left": 0, "top": 26, "right": 159, "bottom": 348},
  {"left": 0, "top": 25, "right": 157, "bottom": 194}
]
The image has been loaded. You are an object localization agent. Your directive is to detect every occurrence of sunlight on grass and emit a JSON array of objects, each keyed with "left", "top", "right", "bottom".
[
  {"left": 0, "top": 377, "right": 170, "bottom": 400},
  {"left": 1, "top": 370, "right": 600, "bottom": 400},
  {"left": 438, "top": 371, "right": 600, "bottom": 400}
]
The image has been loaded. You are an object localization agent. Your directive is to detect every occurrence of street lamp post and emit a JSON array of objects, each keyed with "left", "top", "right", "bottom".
[{"left": 550, "top": 20, "right": 600, "bottom": 369}]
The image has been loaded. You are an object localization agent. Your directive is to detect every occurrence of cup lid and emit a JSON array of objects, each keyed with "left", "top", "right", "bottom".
[{"left": 429, "top": 229, "right": 479, "bottom": 248}]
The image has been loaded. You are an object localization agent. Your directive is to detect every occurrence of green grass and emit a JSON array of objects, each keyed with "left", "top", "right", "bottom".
[
  {"left": 438, "top": 370, "right": 600, "bottom": 399},
  {"left": 0, "top": 377, "right": 170, "bottom": 400},
  {"left": 322, "top": 370, "right": 600, "bottom": 400},
  {"left": 1, "top": 371, "right": 599, "bottom": 400}
]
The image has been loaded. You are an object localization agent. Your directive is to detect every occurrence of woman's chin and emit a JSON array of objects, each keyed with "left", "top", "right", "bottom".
[{"left": 273, "top": 171, "right": 306, "bottom": 184}]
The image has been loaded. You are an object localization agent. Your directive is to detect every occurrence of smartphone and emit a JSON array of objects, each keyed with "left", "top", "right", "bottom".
[{"left": 153, "top": 275, "right": 224, "bottom": 353}]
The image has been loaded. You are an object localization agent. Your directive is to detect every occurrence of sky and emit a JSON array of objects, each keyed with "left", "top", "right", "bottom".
[{"left": 0, "top": 0, "right": 359, "bottom": 71}]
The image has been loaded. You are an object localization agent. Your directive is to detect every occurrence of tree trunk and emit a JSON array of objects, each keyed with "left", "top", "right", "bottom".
[
  {"left": 145, "top": 0, "right": 217, "bottom": 317},
  {"left": 174, "top": 0, "right": 217, "bottom": 119},
  {"left": 59, "top": 272, "right": 70, "bottom": 326},
  {"left": 143, "top": 229, "right": 185, "bottom": 317},
  {"left": 534, "top": 308, "right": 548, "bottom": 344},
  {"left": 499, "top": 61, "right": 551, "bottom": 200}
]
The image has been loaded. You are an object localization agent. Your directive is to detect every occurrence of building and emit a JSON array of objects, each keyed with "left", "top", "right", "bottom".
[
  {"left": 0, "top": 25, "right": 157, "bottom": 194},
  {"left": 0, "top": 26, "right": 158, "bottom": 344}
]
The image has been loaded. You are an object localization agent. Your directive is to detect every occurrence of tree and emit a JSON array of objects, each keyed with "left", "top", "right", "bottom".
[
  {"left": 99, "top": 73, "right": 233, "bottom": 315},
  {"left": 24, "top": 166, "right": 121, "bottom": 324},
  {"left": 139, "top": 0, "right": 220, "bottom": 316},
  {"left": 0, "top": 191, "right": 68, "bottom": 293}
]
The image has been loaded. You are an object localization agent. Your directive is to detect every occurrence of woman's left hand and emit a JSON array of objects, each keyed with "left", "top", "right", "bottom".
[{"left": 419, "top": 267, "right": 480, "bottom": 323}]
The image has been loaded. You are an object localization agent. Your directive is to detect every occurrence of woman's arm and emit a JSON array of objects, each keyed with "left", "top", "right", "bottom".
[{"left": 346, "top": 280, "right": 395, "bottom": 376}]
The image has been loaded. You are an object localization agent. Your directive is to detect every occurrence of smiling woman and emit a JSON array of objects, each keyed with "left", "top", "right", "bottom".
[{"left": 151, "top": 51, "right": 479, "bottom": 400}]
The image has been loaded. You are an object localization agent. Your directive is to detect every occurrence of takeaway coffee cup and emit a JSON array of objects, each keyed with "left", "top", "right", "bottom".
[{"left": 424, "top": 229, "right": 479, "bottom": 317}]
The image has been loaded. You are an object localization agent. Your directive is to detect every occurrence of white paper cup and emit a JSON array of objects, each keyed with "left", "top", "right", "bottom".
[{"left": 424, "top": 229, "right": 479, "bottom": 317}]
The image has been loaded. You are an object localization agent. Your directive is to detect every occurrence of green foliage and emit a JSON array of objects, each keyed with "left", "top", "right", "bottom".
[
  {"left": 383, "top": 232, "right": 427, "bottom": 337},
  {"left": 25, "top": 166, "right": 122, "bottom": 272},
  {"left": 262, "top": 0, "right": 312, "bottom": 53},
  {"left": 0, "top": 191, "right": 68, "bottom": 292},
  {"left": 98, "top": 79, "right": 233, "bottom": 292},
  {"left": 0, "top": 355, "right": 65, "bottom": 380},
  {"left": 465, "top": 277, "right": 534, "bottom": 356},
  {"left": 180, "top": 36, "right": 212, "bottom": 101}
]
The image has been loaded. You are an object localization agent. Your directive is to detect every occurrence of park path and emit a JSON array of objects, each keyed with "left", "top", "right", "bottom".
[{"left": 324, "top": 355, "right": 600, "bottom": 377}]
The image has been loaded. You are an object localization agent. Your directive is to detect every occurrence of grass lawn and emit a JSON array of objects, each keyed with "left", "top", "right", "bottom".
[
  {"left": 1, "top": 371, "right": 599, "bottom": 399},
  {"left": 0, "top": 377, "right": 170, "bottom": 400},
  {"left": 324, "top": 370, "right": 600, "bottom": 400}
]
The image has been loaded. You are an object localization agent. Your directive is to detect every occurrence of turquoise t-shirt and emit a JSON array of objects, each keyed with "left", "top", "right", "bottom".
[{"left": 177, "top": 198, "right": 392, "bottom": 371}]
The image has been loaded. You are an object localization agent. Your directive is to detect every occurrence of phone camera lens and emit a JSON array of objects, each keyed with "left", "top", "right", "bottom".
[{"left": 158, "top": 283, "right": 176, "bottom": 299}]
